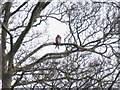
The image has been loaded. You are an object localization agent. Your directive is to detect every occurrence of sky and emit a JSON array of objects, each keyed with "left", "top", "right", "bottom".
[
  {"left": 0, "top": 0, "right": 120, "bottom": 88},
  {"left": 48, "top": 19, "right": 68, "bottom": 42},
  {"left": 0, "top": 0, "right": 119, "bottom": 62}
]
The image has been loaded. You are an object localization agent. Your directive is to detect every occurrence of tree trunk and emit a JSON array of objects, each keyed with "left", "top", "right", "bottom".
[
  {"left": 2, "top": 73, "right": 12, "bottom": 89},
  {"left": 2, "top": 2, "right": 12, "bottom": 89},
  {"left": 0, "top": 28, "right": 2, "bottom": 84}
]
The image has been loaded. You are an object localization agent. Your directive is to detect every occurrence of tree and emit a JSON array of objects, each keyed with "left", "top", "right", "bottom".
[
  {"left": 65, "top": 1, "right": 120, "bottom": 89},
  {"left": 1, "top": 0, "right": 53, "bottom": 89},
  {"left": 44, "top": 1, "right": 120, "bottom": 89},
  {"left": 0, "top": 0, "right": 120, "bottom": 89}
]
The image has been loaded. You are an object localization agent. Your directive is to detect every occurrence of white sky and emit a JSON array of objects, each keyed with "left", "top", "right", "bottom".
[
  {"left": 48, "top": 19, "right": 68, "bottom": 42},
  {"left": 0, "top": 0, "right": 120, "bottom": 88}
]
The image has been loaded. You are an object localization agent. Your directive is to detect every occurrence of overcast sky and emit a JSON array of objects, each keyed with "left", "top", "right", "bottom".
[{"left": 0, "top": 0, "right": 120, "bottom": 88}]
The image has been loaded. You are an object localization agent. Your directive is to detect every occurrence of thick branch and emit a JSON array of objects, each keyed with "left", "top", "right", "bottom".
[
  {"left": 17, "top": 42, "right": 80, "bottom": 65},
  {"left": 10, "top": 2, "right": 27, "bottom": 16},
  {"left": 15, "top": 42, "right": 97, "bottom": 72},
  {"left": 10, "top": 1, "right": 51, "bottom": 57},
  {"left": 14, "top": 77, "right": 67, "bottom": 86},
  {"left": 16, "top": 50, "right": 79, "bottom": 72}
]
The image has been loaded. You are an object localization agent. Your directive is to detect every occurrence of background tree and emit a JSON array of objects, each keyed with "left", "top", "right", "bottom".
[
  {"left": 40, "top": 1, "right": 120, "bottom": 89},
  {"left": 0, "top": 0, "right": 120, "bottom": 89}
]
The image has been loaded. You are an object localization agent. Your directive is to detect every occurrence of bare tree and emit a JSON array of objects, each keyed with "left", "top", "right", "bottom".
[
  {"left": 1, "top": 0, "right": 53, "bottom": 89},
  {"left": 62, "top": 2, "right": 120, "bottom": 90},
  {"left": 38, "top": 1, "right": 120, "bottom": 89},
  {"left": 1, "top": 0, "right": 120, "bottom": 90}
]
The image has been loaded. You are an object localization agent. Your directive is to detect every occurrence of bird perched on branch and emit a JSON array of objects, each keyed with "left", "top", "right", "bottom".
[{"left": 55, "top": 35, "right": 61, "bottom": 49}]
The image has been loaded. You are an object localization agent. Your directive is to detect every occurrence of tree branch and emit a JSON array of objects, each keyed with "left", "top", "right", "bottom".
[
  {"left": 17, "top": 42, "right": 80, "bottom": 65},
  {"left": 11, "top": 72, "right": 24, "bottom": 89},
  {"left": 107, "top": 70, "right": 120, "bottom": 90},
  {"left": 15, "top": 42, "right": 100, "bottom": 72},
  {"left": 9, "top": 1, "right": 51, "bottom": 57},
  {"left": 10, "top": 2, "right": 27, "bottom": 16}
]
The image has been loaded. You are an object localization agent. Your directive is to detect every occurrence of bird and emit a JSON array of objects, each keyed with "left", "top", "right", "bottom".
[{"left": 55, "top": 35, "right": 61, "bottom": 49}]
